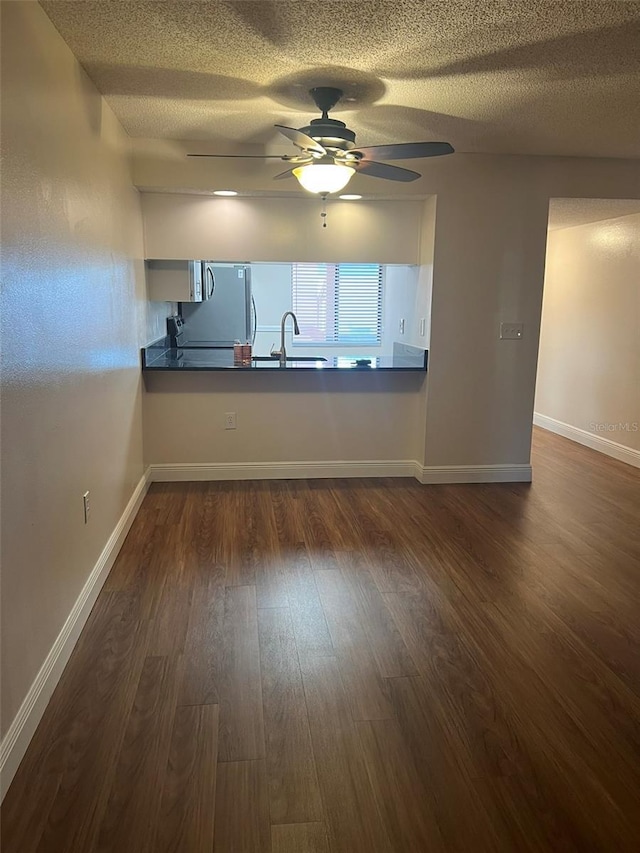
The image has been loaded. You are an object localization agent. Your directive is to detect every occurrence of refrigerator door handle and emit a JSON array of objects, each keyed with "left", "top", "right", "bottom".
[
  {"left": 205, "top": 266, "right": 215, "bottom": 299},
  {"left": 251, "top": 294, "right": 257, "bottom": 346}
]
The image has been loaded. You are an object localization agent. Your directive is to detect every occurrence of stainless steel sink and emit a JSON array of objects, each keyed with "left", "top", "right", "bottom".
[{"left": 252, "top": 355, "right": 327, "bottom": 362}]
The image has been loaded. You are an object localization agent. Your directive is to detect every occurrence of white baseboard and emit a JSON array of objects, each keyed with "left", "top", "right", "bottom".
[
  {"left": 534, "top": 413, "right": 640, "bottom": 469},
  {"left": 149, "top": 460, "right": 417, "bottom": 481},
  {"left": 415, "top": 463, "right": 532, "bottom": 484},
  {"left": 150, "top": 460, "right": 533, "bottom": 485},
  {"left": 0, "top": 470, "right": 151, "bottom": 802}
]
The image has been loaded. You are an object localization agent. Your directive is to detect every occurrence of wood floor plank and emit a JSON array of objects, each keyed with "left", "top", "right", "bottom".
[
  {"left": 269, "top": 480, "right": 306, "bottom": 546},
  {"left": 318, "top": 482, "right": 363, "bottom": 550},
  {"left": 102, "top": 500, "right": 159, "bottom": 592},
  {"left": 147, "top": 585, "right": 192, "bottom": 659},
  {"left": 356, "top": 717, "right": 445, "bottom": 851},
  {"left": 95, "top": 655, "right": 181, "bottom": 853},
  {"left": 348, "top": 484, "right": 423, "bottom": 594},
  {"left": 220, "top": 482, "right": 256, "bottom": 587},
  {"left": 336, "top": 555, "right": 418, "bottom": 678},
  {"left": 154, "top": 704, "right": 219, "bottom": 853},
  {"left": 102, "top": 515, "right": 173, "bottom": 619},
  {"left": 253, "top": 488, "right": 289, "bottom": 608},
  {"left": 214, "top": 760, "right": 271, "bottom": 853},
  {"left": 178, "top": 564, "right": 225, "bottom": 705},
  {"left": 300, "top": 654, "right": 392, "bottom": 853},
  {"left": 299, "top": 486, "right": 341, "bottom": 571},
  {"left": 218, "top": 585, "right": 266, "bottom": 762},
  {"left": 281, "top": 543, "right": 334, "bottom": 657},
  {"left": 271, "top": 822, "right": 330, "bottom": 853},
  {"left": 169, "top": 482, "right": 221, "bottom": 589},
  {"left": 257, "top": 607, "right": 323, "bottom": 824},
  {"left": 315, "top": 569, "right": 393, "bottom": 720},
  {"left": 387, "top": 675, "right": 512, "bottom": 853}
]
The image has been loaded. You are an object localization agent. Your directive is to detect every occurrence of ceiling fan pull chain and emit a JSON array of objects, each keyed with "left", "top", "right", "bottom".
[{"left": 320, "top": 193, "right": 328, "bottom": 228}]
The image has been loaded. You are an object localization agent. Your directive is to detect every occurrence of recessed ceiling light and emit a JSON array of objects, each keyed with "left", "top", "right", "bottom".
[
  {"left": 339, "top": 194, "right": 362, "bottom": 200},
  {"left": 213, "top": 190, "right": 238, "bottom": 196}
]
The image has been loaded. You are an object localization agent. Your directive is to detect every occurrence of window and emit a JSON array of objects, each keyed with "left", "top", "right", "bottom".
[{"left": 291, "top": 263, "right": 383, "bottom": 346}]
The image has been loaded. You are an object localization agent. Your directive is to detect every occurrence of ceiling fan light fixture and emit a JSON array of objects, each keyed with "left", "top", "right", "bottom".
[
  {"left": 213, "top": 190, "right": 238, "bottom": 196},
  {"left": 292, "top": 163, "right": 355, "bottom": 194}
]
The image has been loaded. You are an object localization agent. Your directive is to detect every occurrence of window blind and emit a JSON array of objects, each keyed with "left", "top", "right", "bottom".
[{"left": 291, "top": 263, "right": 382, "bottom": 346}]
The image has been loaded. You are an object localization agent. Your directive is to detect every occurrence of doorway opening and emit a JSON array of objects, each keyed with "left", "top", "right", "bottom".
[{"left": 533, "top": 198, "right": 640, "bottom": 468}]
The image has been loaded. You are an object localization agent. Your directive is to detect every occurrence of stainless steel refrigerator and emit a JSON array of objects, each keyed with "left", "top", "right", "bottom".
[{"left": 180, "top": 264, "right": 255, "bottom": 346}]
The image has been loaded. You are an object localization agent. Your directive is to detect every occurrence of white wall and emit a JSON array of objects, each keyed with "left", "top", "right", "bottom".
[
  {"left": 0, "top": 2, "right": 146, "bottom": 754},
  {"left": 535, "top": 213, "right": 640, "bottom": 454},
  {"left": 141, "top": 194, "right": 424, "bottom": 264}
]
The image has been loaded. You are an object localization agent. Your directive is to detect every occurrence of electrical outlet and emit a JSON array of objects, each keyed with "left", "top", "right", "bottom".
[
  {"left": 224, "top": 412, "right": 237, "bottom": 430},
  {"left": 83, "top": 491, "right": 90, "bottom": 523},
  {"left": 399, "top": 318, "right": 405, "bottom": 334},
  {"left": 500, "top": 322, "right": 524, "bottom": 340}
]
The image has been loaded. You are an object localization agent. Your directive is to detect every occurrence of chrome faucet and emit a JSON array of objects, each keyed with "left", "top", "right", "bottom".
[{"left": 271, "top": 311, "right": 300, "bottom": 366}]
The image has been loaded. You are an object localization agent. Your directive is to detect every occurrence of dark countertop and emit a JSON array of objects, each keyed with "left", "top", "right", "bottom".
[{"left": 142, "top": 340, "right": 427, "bottom": 372}]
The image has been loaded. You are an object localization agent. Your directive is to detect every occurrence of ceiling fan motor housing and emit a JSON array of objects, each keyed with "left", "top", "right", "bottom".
[
  {"left": 301, "top": 118, "right": 356, "bottom": 152},
  {"left": 303, "top": 87, "right": 357, "bottom": 152}
]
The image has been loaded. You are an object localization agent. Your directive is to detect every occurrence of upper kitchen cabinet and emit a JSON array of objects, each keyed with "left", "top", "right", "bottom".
[{"left": 146, "top": 259, "right": 205, "bottom": 302}]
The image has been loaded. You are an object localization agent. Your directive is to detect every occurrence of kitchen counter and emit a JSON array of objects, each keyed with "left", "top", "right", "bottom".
[{"left": 142, "top": 340, "right": 427, "bottom": 372}]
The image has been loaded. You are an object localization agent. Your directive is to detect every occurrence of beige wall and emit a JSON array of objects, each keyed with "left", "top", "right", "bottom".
[
  {"left": 141, "top": 194, "right": 424, "bottom": 264},
  {"left": 535, "top": 214, "right": 640, "bottom": 451},
  {"left": 0, "top": 3, "right": 147, "bottom": 737},
  {"left": 143, "top": 372, "right": 424, "bottom": 467},
  {"left": 421, "top": 155, "right": 639, "bottom": 468},
  {"left": 423, "top": 157, "right": 551, "bottom": 466}
]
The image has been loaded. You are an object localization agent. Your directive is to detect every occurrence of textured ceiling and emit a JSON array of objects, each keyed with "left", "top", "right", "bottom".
[
  {"left": 548, "top": 198, "right": 640, "bottom": 230},
  {"left": 40, "top": 0, "right": 640, "bottom": 160}
]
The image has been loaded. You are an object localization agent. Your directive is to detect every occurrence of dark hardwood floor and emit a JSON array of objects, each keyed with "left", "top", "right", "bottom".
[{"left": 3, "top": 427, "right": 639, "bottom": 852}]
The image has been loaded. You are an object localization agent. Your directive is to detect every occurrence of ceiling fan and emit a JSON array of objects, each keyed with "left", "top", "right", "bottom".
[{"left": 188, "top": 86, "right": 454, "bottom": 194}]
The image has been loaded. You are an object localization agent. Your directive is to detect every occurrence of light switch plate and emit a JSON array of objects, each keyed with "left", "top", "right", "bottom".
[{"left": 500, "top": 322, "right": 524, "bottom": 340}]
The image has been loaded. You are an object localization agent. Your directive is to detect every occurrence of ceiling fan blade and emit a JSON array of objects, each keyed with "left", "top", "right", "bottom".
[
  {"left": 353, "top": 141, "right": 454, "bottom": 160},
  {"left": 275, "top": 125, "right": 326, "bottom": 155},
  {"left": 356, "top": 160, "right": 422, "bottom": 182},
  {"left": 187, "top": 153, "right": 286, "bottom": 159},
  {"left": 273, "top": 168, "right": 296, "bottom": 180}
]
